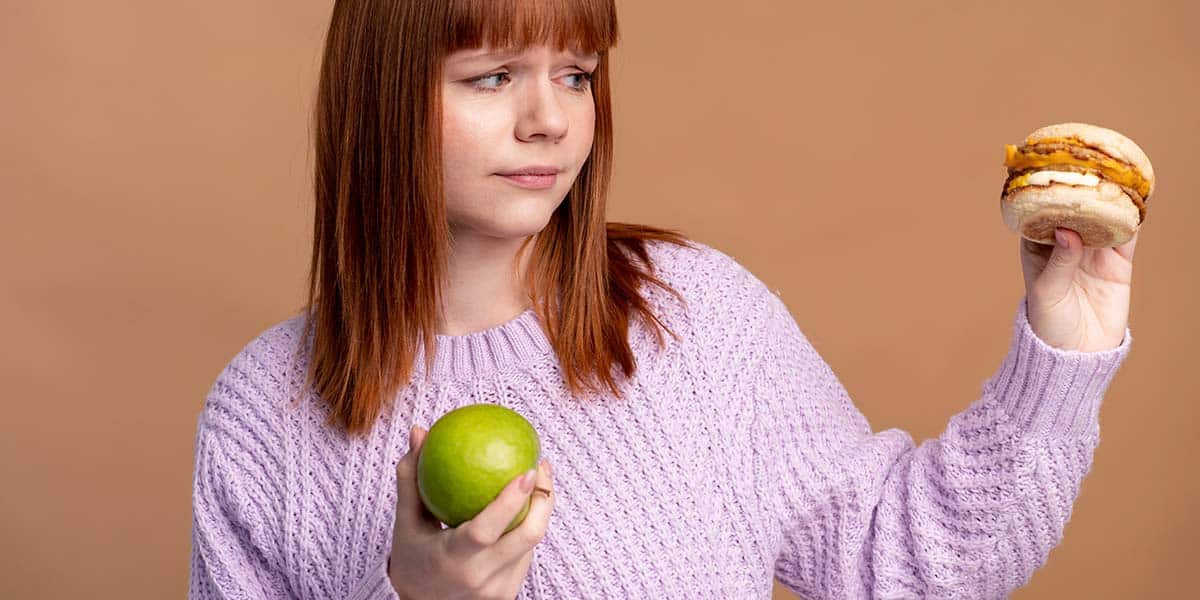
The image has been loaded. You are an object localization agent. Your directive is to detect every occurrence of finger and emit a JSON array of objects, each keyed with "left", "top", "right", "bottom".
[
  {"left": 396, "top": 426, "right": 426, "bottom": 482},
  {"left": 491, "top": 460, "right": 555, "bottom": 562},
  {"left": 395, "top": 425, "right": 440, "bottom": 532},
  {"left": 1019, "top": 236, "right": 1053, "bottom": 290},
  {"left": 1032, "top": 227, "right": 1084, "bottom": 302},
  {"left": 1114, "top": 229, "right": 1139, "bottom": 262},
  {"left": 446, "top": 465, "right": 538, "bottom": 556}
]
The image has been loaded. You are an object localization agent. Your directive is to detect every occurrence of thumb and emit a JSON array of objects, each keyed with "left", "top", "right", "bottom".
[
  {"left": 397, "top": 426, "right": 427, "bottom": 480},
  {"left": 396, "top": 425, "right": 439, "bottom": 531},
  {"left": 1036, "top": 228, "right": 1084, "bottom": 299}
]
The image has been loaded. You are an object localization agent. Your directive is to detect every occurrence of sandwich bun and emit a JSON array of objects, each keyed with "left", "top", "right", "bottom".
[{"left": 1000, "top": 122, "right": 1154, "bottom": 247}]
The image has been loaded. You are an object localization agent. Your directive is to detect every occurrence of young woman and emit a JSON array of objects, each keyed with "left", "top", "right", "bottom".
[{"left": 189, "top": 1, "right": 1138, "bottom": 599}]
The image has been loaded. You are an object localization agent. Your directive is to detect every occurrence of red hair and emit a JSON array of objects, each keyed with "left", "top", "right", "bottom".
[{"left": 298, "top": 0, "right": 694, "bottom": 437}]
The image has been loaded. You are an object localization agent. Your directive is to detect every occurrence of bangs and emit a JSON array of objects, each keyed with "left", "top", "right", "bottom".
[{"left": 446, "top": 0, "right": 618, "bottom": 55}]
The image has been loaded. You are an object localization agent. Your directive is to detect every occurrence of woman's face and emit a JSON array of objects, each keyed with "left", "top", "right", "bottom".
[{"left": 440, "top": 44, "right": 600, "bottom": 241}]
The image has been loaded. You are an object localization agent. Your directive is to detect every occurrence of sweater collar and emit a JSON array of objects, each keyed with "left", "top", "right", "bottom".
[{"left": 410, "top": 306, "right": 556, "bottom": 380}]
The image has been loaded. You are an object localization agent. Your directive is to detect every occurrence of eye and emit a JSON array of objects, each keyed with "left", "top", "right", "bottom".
[
  {"left": 565, "top": 71, "right": 595, "bottom": 92},
  {"left": 469, "top": 71, "right": 511, "bottom": 92},
  {"left": 466, "top": 69, "right": 594, "bottom": 93}
]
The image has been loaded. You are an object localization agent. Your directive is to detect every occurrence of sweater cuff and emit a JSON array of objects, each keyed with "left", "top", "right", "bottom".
[
  {"left": 981, "top": 296, "right": 1132, "bottom": 439},
  {"left": 346, "top": 560, "right": 399, "bottom": 600}
]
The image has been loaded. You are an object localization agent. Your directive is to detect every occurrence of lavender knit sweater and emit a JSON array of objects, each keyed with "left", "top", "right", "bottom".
[{"left": 188, "top": 239, "right": 1131, "bottom": 600}]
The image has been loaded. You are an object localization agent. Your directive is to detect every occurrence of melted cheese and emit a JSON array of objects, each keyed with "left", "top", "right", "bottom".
[
  {"left": 1006, "top": 170, "right": 1101, "bottom": 193},
  {"left": 1003, "top": 142, "right": 1151, "bottom": 198}
]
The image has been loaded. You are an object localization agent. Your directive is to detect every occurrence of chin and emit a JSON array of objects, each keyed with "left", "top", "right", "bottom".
[
  {"left": 453, "top": 204, "right": 560, "bottom": 241},
  {"left": 481, "top": 219, "right": 552, "bottom": 240}
]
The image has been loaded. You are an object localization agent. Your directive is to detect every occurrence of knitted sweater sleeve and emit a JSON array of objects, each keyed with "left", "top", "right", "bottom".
[
  {"left": 752, "top": 291, "right": 1131, "bottom": 599},
  {"left": 188, "top": 339, "right": 296, "bottom": 599},
  {"left": 188, "top": 335, "right": 399, "bottom": 600}
]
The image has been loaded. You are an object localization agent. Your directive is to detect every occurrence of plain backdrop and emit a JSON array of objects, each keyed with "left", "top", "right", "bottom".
[{"left": 1, "top": 1, "right": 1196, "bottom": 598}]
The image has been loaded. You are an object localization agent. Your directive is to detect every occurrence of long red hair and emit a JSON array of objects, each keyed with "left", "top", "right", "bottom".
[{"left": 298, "top": 0, "right": 694, "bottom": 437}]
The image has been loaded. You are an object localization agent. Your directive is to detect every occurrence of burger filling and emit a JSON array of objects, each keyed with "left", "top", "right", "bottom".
[
  {"left": 1003, "top": 136, "right": 1149, "bottom": 223},
  {"left": 1008, "top": 170, "right": 1101, "bottom": 189},
  {"left": 1003, "top": 137, "right": 1152, "bottom": 199}
]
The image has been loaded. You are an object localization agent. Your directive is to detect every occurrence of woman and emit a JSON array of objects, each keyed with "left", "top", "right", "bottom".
[{"left": 188, "top": 1, "right": 1137, "bottom": 598}]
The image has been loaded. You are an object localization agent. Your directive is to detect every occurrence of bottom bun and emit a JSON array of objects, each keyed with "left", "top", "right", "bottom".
[{"left": 1000, "top": 181, "right": 1140, "bottom": 247}]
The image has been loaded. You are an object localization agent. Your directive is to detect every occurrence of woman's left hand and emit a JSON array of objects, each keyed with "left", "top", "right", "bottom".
[{"left": 1020, "top": 227, "right": 1139, "bottom": 352}]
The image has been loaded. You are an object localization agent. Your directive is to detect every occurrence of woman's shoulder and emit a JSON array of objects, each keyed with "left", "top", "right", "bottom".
[
  {"left": 198, "top": 315, "right": 311, "bottom": 434},
  {"left": 627, "top": 237, "right": 790, "bottom": 365},
  {"left": 640, "top": 237, "right": 778, "bottom": 319},
  {"left": 192, "top": 319, "right": 302, "bottom": 546}
]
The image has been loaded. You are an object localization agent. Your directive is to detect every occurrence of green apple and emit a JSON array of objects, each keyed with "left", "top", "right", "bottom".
[{"left": 416, "top": 403, "right": 541, "bottom": 532}]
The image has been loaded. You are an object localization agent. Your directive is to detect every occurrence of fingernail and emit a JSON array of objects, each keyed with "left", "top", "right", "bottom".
[
  {"left": 520, "top": 469, "right": 536, "bottom": 492},
  {"left": 1054, "top": 229, "right": 1068, "bottom": 248}
]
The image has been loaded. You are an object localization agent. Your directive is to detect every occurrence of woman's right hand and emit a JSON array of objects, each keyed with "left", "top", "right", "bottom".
[{"left": 388, "top": 425, "right": 554, "bottom": 600}]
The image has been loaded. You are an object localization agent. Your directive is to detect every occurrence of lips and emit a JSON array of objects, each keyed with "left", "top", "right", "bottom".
[
  {"left": 496, "top": 166, "right": 560, "bottom": 176},
  {"left": 496, "top": 172, "right": 557, "bottom": 190}
]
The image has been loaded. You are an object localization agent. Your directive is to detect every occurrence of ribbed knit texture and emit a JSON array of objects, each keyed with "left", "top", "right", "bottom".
[{"left": 188, "top": 239, "right": 1131, "bottom": 600}]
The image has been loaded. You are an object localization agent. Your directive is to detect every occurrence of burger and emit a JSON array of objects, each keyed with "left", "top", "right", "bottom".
[{"left": 1001, "top": 122, "right": 1155, "bottom": 247}]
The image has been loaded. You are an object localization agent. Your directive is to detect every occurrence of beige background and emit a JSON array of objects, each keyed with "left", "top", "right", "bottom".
[{"left": 2, "top": 1, "right": 1196, "bottom": 598}]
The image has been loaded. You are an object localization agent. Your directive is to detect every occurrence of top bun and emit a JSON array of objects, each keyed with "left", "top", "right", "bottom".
[{"left": 1023, "top": 122, "right": 1155, "bottom": 197}]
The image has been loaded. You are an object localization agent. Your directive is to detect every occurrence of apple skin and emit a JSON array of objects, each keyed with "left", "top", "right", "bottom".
[{"left": 417, "top": 404, "right": 541, "bottom": 532}]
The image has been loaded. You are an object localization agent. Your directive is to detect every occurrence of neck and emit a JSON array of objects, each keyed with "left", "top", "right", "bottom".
[{"left": 437, "top": 232, "right": 535, "bottom": 336}]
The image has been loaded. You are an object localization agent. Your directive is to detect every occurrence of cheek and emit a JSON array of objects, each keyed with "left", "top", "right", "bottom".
[
  {"left": 573, "top": 106, "right": 596, "bottom": 159},
  {"left": 441, "top": 107, "right": 498, "bottom": 171},
  {"left": 440, "top": 113, "right": 473, "bottom": 171}
]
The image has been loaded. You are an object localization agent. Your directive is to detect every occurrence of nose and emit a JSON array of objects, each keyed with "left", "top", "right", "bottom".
[{"left": 514, "top": 77, "right": 569, "bottom": 143}]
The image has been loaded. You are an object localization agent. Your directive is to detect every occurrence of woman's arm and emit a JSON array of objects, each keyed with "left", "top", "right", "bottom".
[
  {"left": 755, "top": 293, "right": 1131, "bottom": 600},
  {"left": 189, "top": 410, "right": 294, "bottom": 599},
  {"left": 188, "top": 330, "right": 401, "bottom": 600}
]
